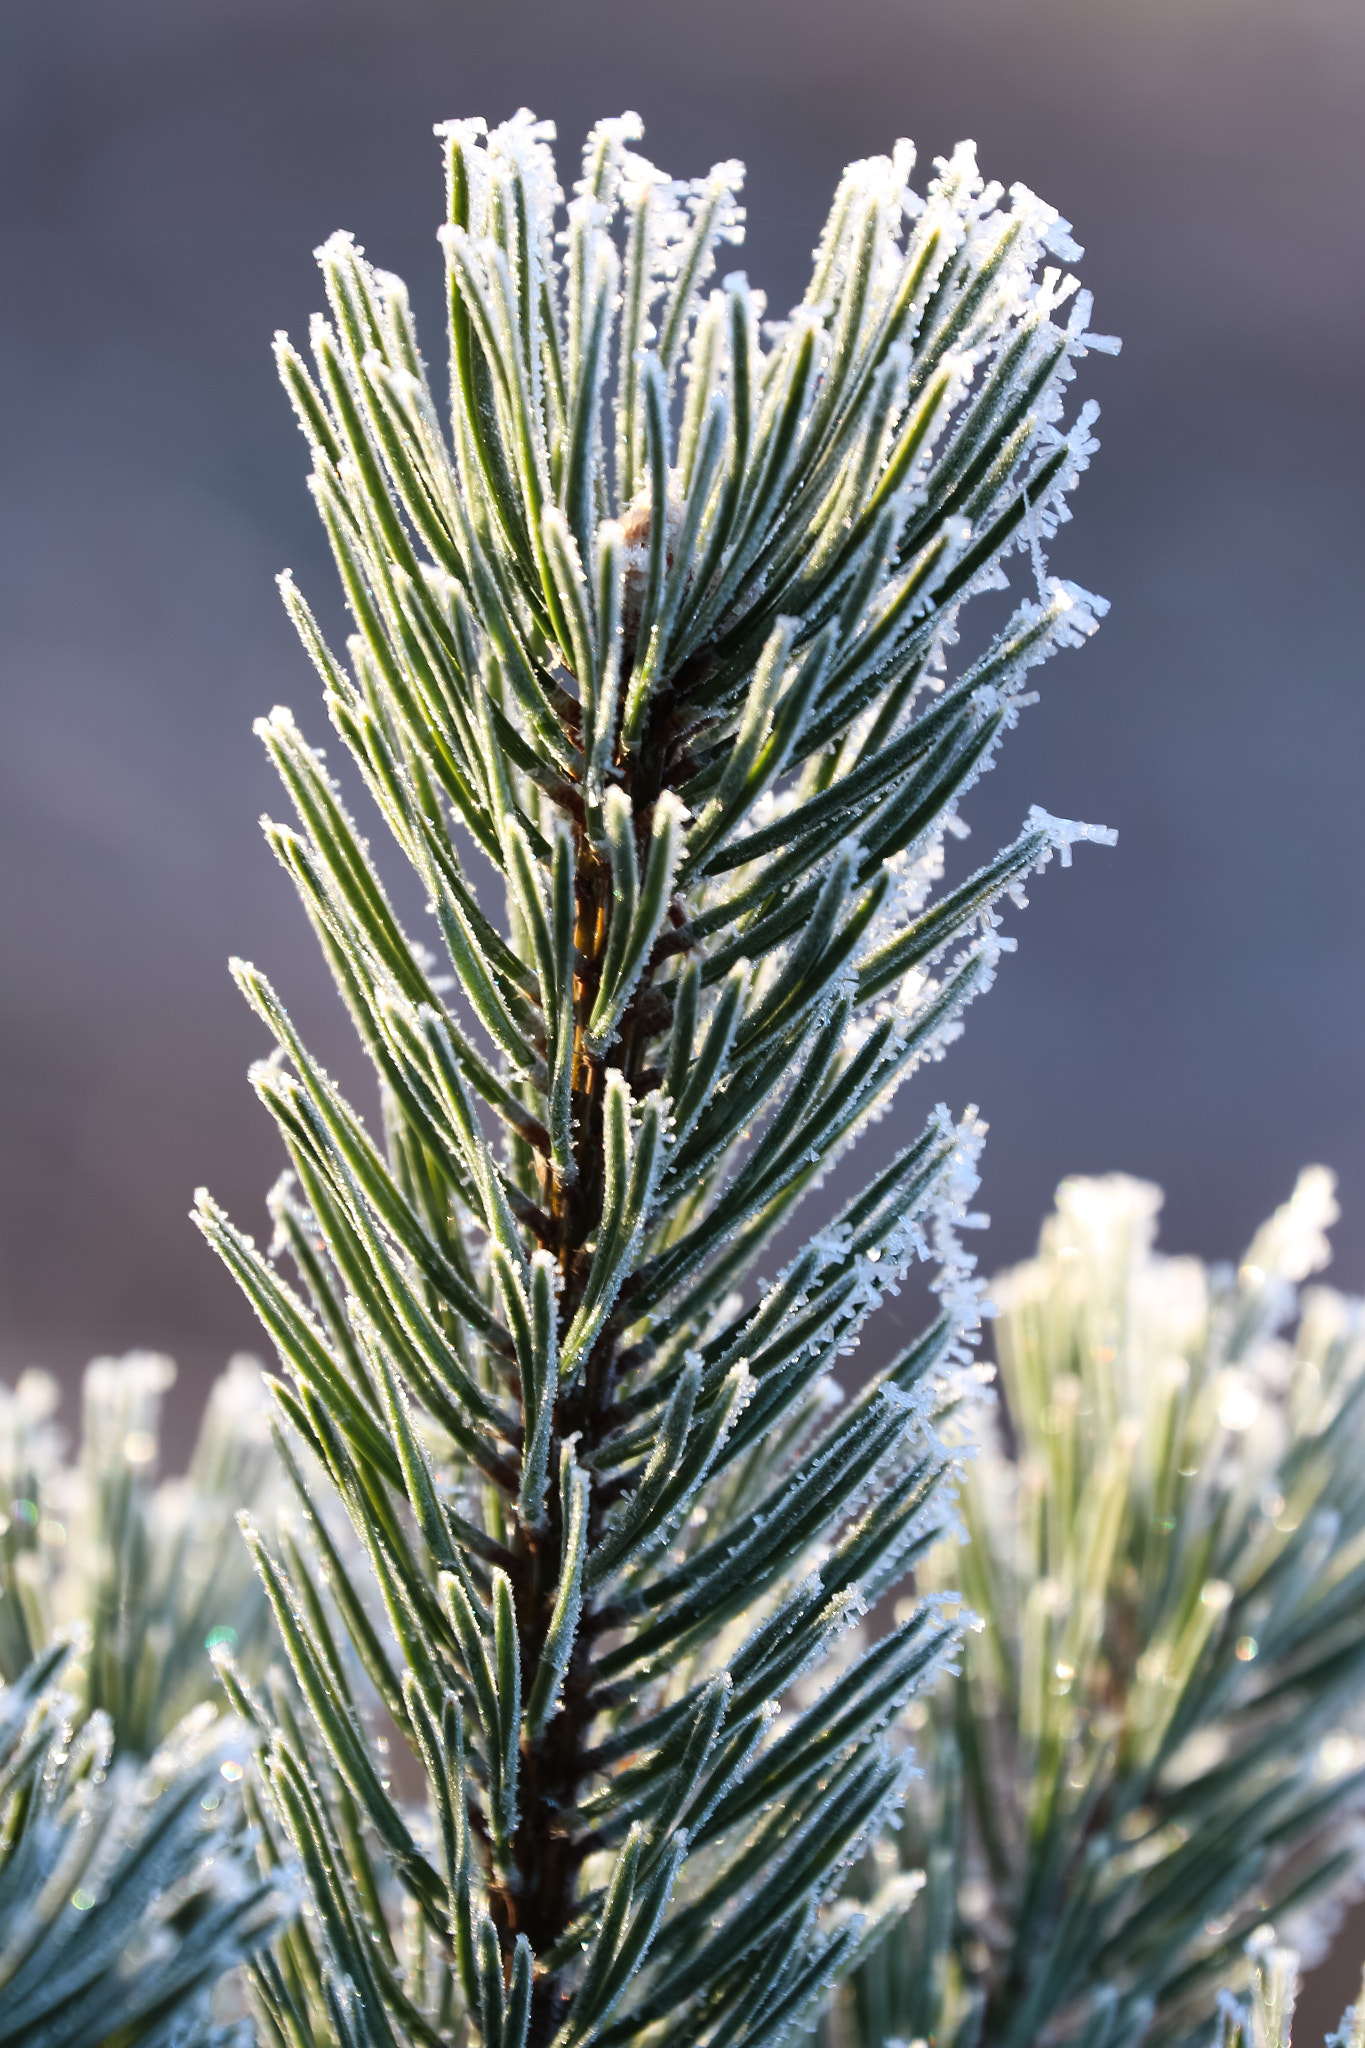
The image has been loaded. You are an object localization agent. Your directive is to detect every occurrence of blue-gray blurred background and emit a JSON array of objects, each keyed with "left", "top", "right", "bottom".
[
  {"left": 1, "top": 0, "right": 1363, "bottom": 2015},
  {"left": 7, "top": 0, "right": 1364, "bottom": 1385}
]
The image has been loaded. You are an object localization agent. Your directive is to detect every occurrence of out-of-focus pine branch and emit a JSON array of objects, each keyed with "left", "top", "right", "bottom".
[
  {"left": 826, "top": 1171, "right": 1365, "bottom": 2048},
  {"left": 0, "top": 1353, "right": 287, "bottom": 2045}
]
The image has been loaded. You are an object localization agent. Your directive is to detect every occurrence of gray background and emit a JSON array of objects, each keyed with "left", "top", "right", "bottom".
[{"left": 2, "top": 0, "right": 1364, "bottom": 1998}]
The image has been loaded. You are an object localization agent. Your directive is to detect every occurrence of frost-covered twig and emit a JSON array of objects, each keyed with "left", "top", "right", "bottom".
[{"left": 199, "top": 110, "right": 1114, "bottom": 2048}]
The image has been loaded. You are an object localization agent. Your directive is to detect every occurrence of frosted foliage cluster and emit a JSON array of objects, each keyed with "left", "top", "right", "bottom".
[
  {"left": 829, "top": 1171, "right": 1365, "bottom": 2048},
  {"left": 0, "top": 1652, "right": 282, "bottom": 2048},
  {"left": 0, "top": 1354, "right": 285, "bottom": 2044},
  {"left": 0, "top": 1351, "right": 276, "bottom": 1753},
  {"left": 190, "top": 108, "right": 1115, "bottom": 2048}
]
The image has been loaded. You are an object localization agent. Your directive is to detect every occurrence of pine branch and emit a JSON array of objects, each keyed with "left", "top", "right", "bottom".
[
  {"left": 0, "top": 1641, "right": 282, "bottom": 2048},
  {"left": 0, "top": 1353, "right": 288, "bottom": 2044},
  {"left": 828, "top": 1169, "right": 1365, "bottom": 2048},
  {"left": 202, "top": 109, "right": 1114, "bottom": 2048},
  {"left": 0, "top": 1349, "right": 279, "bottom": 1753}
]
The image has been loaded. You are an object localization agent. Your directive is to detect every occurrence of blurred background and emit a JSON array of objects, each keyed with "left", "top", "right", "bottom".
[{"left": 0, "top": 0, "right": 1362, "bottom": 2018}]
